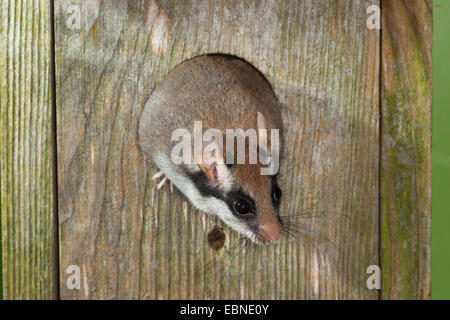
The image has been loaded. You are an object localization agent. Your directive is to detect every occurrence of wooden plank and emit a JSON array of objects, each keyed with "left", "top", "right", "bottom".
[
  {"left": 0, "top": 0, "right": 56, "bottom": 299},
  {"left": 55, "top": 0, "right": 379, "bottom": 299},
  {"left": 381, "top": 0, "right": 432, "bottom": 299}
]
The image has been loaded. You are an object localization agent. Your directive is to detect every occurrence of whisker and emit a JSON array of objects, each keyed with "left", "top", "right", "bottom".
[
  {"left": 236, "top": 235, "right": 253, "bottom": 278},
  {"left": 280, "top": 221, "right": 346, "bottom": 262},
  {"left": 201, "top": 234, "right": 244, "bottom": 280},
  {"left": 280, "top": 210, "right": 349, "bottom": 220},
  {"left": 281, "top": 225, "right": 330, "bottom": 259},
  {"left": 204, "top": 230, "right": 255, "bottom": 281},
  {"left": 219, "top": 232, "right": 253, "bottom": 281}
]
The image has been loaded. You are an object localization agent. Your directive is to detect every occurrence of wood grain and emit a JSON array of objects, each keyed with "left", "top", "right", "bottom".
[
  {"left": 381, "top": 0, "right": 432, "bottom": 299},
  {"left": 0, "top": 0, "right": 56, "bottom": 299},
  {"left": 55, "top": 0, "right": 380, "bottom": 299}
]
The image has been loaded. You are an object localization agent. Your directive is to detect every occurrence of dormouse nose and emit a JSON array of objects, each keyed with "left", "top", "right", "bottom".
[{"left": 259, "top": 223, "right": 281, "bottom": 244}]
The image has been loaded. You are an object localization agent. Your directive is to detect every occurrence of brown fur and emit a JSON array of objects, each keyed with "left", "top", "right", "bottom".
[{"left": 139, "top": 54, "right": 284, "bottom": 242}]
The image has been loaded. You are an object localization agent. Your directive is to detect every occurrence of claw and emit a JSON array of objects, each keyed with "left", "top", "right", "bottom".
[
  {"left": 152, "top": 171, "right": 165, "bottom": 181},
  {"left": 156, "top": 176, "right": 167, "bottom": 190},
  {"left": 152, "top": 170, "right": 173, "bottom": 193}
]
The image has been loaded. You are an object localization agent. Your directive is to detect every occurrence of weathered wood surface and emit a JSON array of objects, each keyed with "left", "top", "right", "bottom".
[
  {"left": 55, "top": 0, "right": 380, "bottom": 299},
  {"left": 0, "top": 0, "right": 432, "bottom": 301},
  {"left": 381, "top": 0, "right": 432, "bottom": 299},
  {"left": 0, "top": 0, "right": 56, "bottom": 299}
]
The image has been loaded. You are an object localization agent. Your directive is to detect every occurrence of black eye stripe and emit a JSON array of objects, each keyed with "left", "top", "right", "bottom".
[
  {"left": 271, "top": 178, "right": 282, "bottom": 208},
  {"left": 272, "top": 186, "right": 282, "bottom": 201},
  {"left": 226, "top": 189, "right": 256, "bottom": 219},
  {"left": 234, "top": 199, "right": 252, "bottom": 215},
  {"left": 186, "top": 165, "right": 279, "bottom": 221}
]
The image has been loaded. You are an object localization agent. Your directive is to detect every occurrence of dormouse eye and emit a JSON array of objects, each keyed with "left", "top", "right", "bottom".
[
  {"left": 272, "top": 185, "right": 282, "bottom": 204},
  {"left": 233, "top": 199, "right": 252, "bottom": 215}
]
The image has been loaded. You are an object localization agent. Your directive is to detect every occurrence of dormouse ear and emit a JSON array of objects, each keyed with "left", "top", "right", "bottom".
[
  {"left": 194, "top": 137, "right": 228, "bottom": 186},
  {"left": 257, "top": 111, "right": 270, "bottom": 153}
]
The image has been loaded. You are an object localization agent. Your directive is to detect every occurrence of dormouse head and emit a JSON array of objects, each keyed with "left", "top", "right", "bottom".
[{"left": 188, "top": 112, "right": 283, "bottom": 244}]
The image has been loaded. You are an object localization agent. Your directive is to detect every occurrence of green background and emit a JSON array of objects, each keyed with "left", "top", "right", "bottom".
[{"left": 432, "top": 2, "right": 450, "bottom": 300}]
